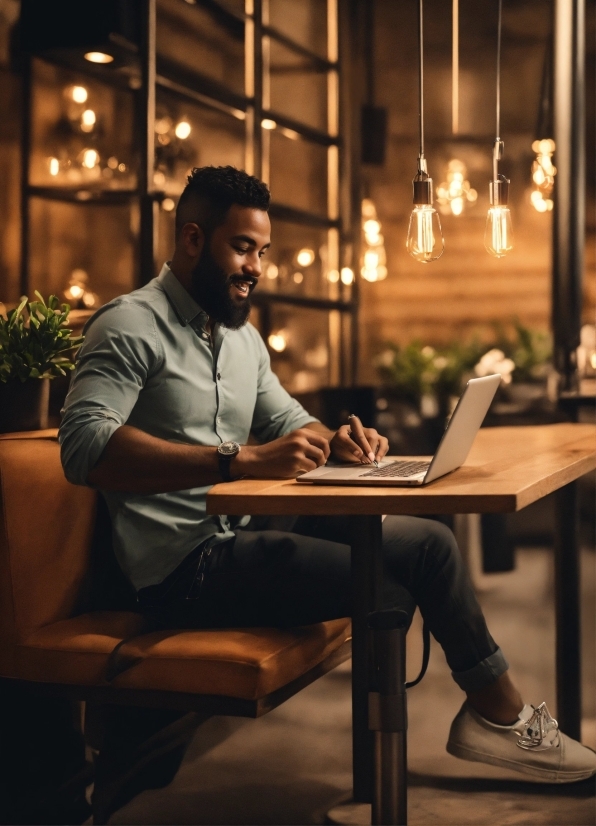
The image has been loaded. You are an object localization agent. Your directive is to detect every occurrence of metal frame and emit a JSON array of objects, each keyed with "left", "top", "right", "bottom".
[{"left": 19, "top": 0, "right": 358, "bottom": 386}]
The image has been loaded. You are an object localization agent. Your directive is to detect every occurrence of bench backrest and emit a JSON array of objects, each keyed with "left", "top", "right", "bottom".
[{"left": 0, "top": 433, "right": 96, "bottom": 665}]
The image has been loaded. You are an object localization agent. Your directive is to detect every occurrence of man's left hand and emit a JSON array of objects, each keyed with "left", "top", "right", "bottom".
[{"left": 329, "top": 425, "right": 389, "bottom": 465}]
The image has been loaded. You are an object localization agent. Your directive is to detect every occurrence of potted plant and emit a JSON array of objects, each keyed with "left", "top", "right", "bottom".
[{"left": 0, "top": 292, "right": 84, "bottom": 433}]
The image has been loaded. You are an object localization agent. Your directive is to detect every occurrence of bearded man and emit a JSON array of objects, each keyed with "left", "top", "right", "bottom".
[{"left": 59, "top": 166, "right": 596, "bottom": 784}]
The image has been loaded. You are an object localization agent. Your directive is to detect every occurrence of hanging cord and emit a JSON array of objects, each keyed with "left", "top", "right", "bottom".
[
  {"left": 418, "top": 0, "right": 425, "bottom": 171},
  {"left": 452, "top": 0, "right": 459, "bottom": 134},
  {"left": 405, "top": 622, "right": 431, "bottom": 689},
  {"left": 493, "top": 0, "right": 503, "bottom": 180}
]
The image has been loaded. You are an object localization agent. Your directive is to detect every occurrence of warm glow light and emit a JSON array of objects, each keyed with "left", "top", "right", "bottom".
[
  {"left": 107, "top": 156, "right": 118, "bottom": 169},
  {"left": 80, "top": 109, "right": 96, "bottom": 132},
  {"left": 268, "top": 332, "right": 287, "bottom": 352},
  {"left": 153, "top": 171, "right": 166, "bottom": 187},
  {"left": 484, "top": 206, "right": 513, "bottom": 257},
  {"left": 296, "top": 248, "right": 315, "bottom": 267},
  {"left": 84, "top": 52, "right": 114, "bottom": 64},
  {"left": 265, "top": 263, "right": 279, "bottom": 279},
  {"left": 82, "top": 149, "right": 99, "bottom": 168},
  {"left": 261, "top": 118, "right": 277, "bottom": 130},
  {"left": 327, "top": 269, "right": 340, "bottom": 283},
  {"left": 48, "top": 157, "right": 60, "bottom": 176},
  {"left": 293, "top": 272, "right": 304, "bottom": 283},
  {"left": 436, "top": 159, "right": 477, "bottom": 216},
  {"left": 361, "top": 198, "right": 388, "bottom": 280},
  {"left": 117, "top": 163, "right": 127, "bottom": 173},
  {"left": 69, "top": 284, "right": 84, "bottom": 299},
  {"left": 406, "top": 205, "right": 444, "bottom": 263},
  {"left": 175, "top": 121, "right": 191, "bottom": 139},
  {"left": 71, "top": 85, "right": 88, "bottom": 103},
  {"left": 530, "top": 138, "right": 556, "bottom": 213},
  {"left": 340, "top": 267, "right": 354, "bottom": 285},
  {"left": 155, "top": 117, "right": 172, "bottom": 135},
  {"left": 162, "top": 198, "right": 175, "bottom": 212}
]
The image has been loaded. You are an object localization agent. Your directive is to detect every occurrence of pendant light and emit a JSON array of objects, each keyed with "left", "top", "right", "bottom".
[
  {"left": 406, "top": 0, "right": 444, "bottom": 263},
  {"left": 485, "top": 0, "right": 513, "bottom": 257}
]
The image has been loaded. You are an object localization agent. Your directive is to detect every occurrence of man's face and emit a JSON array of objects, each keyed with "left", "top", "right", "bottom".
[{"left": 190, "top": 205, "right": 271, "bottom": 329}]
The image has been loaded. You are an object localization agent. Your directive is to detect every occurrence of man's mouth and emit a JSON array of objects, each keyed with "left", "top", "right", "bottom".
[{"left": 229, "top": 275, "right": 257, "bottom": 298}]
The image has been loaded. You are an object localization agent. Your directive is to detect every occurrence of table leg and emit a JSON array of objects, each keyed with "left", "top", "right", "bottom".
[
  {"left": 350, "top": 514, "right": 384, "bottom": 803},
  {"left": 554, "top": 480, "right": 582, "bottom": 740}
]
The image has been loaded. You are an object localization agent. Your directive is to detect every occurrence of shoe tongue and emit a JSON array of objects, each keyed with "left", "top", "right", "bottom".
[
  {"left": 519, "top": 704, "right": 534, "bottom": 720},
  {"left": 515, "top": 704, "right": 536, "bottom": 728}
]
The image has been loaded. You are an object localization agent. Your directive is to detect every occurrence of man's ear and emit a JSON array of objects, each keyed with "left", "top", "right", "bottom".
[{"left": 179, "top": 222, "right": 205, "bottom": 260}]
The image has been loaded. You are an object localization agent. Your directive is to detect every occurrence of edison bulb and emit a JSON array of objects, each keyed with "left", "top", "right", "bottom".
[
  {"left": 484, "top": 206, "right": 513, "bottom": 258},
  {"left": 406, "top": 205, "right": 444, "bottom": 263}
]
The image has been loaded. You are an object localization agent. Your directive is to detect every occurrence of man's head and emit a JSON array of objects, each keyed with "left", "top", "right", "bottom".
[{"left": 173, "top": 166, "right": 271, "bottom": 329}]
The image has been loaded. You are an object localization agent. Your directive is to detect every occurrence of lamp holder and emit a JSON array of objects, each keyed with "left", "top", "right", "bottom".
[
  {"left": 413, "top": 167, "right": 433, "bottom": 205},
  {"left": 489, "top": 173, "right": 510, "bottom": 206}
]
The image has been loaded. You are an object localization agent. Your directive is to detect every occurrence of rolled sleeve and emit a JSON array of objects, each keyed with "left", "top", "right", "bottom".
[
  {"left": 250, "top": 330, "right": 318, "bottom": 443},
  {"left": 59, "top": 301, "right": 162, "bottom": 486}
]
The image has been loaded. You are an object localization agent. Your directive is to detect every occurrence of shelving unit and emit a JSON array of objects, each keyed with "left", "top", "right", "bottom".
[{"left": 20, "top": 0, "right": 359, "bottom": 389}]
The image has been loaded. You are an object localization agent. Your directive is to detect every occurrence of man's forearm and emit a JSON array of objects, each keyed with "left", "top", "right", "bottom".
[{"left": 87, "top": 425, "right": 222, "bottom": 493}]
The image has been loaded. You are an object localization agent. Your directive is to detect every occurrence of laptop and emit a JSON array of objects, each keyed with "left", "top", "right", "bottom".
[{"left": 296, "top": 373, "right": 501, "bottom": 487}]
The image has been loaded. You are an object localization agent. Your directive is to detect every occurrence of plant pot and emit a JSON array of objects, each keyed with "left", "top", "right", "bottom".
[{"left": 0, "top": 379, "right": 50, "bottom": 433}]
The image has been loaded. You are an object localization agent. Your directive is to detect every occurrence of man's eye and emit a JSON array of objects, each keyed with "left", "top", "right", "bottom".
[
  {"left": 234, "top": 247, "right": 249, "bottom": 254},
  {"left": 258, "top": 251, "right": 267, "bottom": 258}
]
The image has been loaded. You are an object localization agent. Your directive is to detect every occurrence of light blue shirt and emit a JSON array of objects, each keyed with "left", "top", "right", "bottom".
[{"left": 59, "top": 264, "right": 318, "bottom": 590}]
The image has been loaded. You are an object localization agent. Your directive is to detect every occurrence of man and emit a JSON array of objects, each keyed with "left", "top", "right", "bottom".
[{"left": 60, "top": 166, "right": 595, "bottom": 784}]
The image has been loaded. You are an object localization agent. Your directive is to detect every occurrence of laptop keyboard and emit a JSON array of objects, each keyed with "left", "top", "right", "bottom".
[{"left": 360, "top": 460, "right": 430, "bottom": 478}]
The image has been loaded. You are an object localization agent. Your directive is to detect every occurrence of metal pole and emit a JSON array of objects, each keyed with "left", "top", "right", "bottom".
[
  {"left": 552, "top": 0, "right": 585, "bottom": 392},
  {"left": 139, "top": 0, "right": 157, "bottom": 285},
  {"left": 554, "top": 481, "right": 581, "bottom": 739},
  {"left": 369, "top": 611, "right": 408, "bottom": 826},
  {"left": 350, "top": 515, "right": 383, "bottom": 803}
]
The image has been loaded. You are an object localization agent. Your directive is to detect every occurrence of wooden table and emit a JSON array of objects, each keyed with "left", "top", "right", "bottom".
[{"left": 207, "top": 424, "right": 596, "bottom": 805}]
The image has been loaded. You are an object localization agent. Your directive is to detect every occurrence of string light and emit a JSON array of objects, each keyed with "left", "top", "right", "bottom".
[
  {"left": 436, "top": 159, "right": 477, "bottom": 216},
  {"left": 84, "top": 52, "right": 114, "bottom": 64},
  {"left": 71, "top": 85, "right": 88, "bottom": 103},
  {"left": 174, "top": 120, "right": 191, "bottom": 139},
  {"left": 361, "top": 199, "right": 387, "bottom": 281},
  {"left": 530, "top": 138, "right": 556, "bottom": 212},
  {"left": 296, "top": 248, "right": 315, "bottom": 267}
]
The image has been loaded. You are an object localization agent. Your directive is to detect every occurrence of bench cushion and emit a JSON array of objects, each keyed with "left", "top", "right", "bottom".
[{"left": 15, "top": 612, "right": 351, "bottom": 701}]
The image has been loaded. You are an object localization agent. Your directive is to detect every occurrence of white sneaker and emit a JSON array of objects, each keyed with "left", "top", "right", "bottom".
[{"left": 447, "top": 701, "right": 596, "bottom": 783}]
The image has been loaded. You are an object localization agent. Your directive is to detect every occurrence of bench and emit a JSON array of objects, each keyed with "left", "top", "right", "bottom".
[{"left": 0, "top": 431, "right": 352, "bottom": 815}]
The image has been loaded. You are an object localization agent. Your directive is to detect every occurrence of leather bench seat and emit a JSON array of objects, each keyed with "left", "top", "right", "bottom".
[
  {"left": 14, "top": 611, "right": 145, "bottom": 685},
  {"left": 109, "top": 618, "right": 351, "bottom": 699},
  {"left": 15, "top": 611, "right": 350, "bottom": 700}
]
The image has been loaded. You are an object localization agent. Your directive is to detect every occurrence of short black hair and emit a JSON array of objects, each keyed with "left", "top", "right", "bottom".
[{"left": 175, "top": 166, "right": 270, "bottom": 238}]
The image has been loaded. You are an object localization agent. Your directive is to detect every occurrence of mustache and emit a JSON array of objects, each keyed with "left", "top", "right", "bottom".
[{"left": 228, "top": 274, "right": 258, "bottom": 292}]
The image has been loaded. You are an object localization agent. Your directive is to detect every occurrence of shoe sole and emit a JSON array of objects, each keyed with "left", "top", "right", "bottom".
[{"left": 446, "top": 741, "right": 596, "bottom": 784}]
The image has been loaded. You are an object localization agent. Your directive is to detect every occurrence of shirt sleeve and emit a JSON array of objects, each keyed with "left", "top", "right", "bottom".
[
  {"left": 249, "top": 328, "right": 319, "bottom": 443},
  {"left": 59, "top": 300, "right": 162, "bottom": 486}
]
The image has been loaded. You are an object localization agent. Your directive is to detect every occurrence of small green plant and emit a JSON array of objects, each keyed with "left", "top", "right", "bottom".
[{"left": 0, "top": 292, "right": 84, "bottom": 383}]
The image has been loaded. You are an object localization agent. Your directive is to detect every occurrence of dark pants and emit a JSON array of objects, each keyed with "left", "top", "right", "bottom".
[{"left": 137, "top": 515, "right": 508, "bottom": 692}]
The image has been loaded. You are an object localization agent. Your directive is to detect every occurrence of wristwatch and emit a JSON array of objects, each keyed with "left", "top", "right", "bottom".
[{"left": 217, "top": 441, "right": 241, "bottom": 482}]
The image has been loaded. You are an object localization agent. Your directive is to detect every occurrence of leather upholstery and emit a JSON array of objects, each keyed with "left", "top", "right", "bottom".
[{"left": 0, "top": 433, "right": 351, "bottom": 701}]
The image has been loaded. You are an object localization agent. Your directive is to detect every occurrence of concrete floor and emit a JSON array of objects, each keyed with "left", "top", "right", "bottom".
[{"left": 108, "top": 546, "right": 596, "bottom": 826}]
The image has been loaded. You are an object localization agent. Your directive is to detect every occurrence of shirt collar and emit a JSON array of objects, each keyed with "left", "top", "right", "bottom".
[{"left": 157, "top": 263, "right": 208, "bottom": 330}]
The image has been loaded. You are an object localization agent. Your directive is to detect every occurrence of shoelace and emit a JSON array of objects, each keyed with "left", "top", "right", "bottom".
[{"left": 516, "top": 702, "right": 560, "bottom": 751}]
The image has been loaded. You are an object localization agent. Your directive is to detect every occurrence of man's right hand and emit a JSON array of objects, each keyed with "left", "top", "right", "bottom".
[{"left": 235, "top": 428, "right": 330, "bottom": 478}]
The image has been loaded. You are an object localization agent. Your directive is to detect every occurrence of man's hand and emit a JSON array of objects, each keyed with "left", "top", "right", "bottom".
[
  {"left": 328, "top": 424, "right": 389, "bottom": 465},
  {"left": 235, "top": 428, "right": 330, "bottom": 478}
]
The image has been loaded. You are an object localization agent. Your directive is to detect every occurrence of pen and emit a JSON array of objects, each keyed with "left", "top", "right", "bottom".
[{"left": 347, "top": 414, "right": 379, "bottom": 467}]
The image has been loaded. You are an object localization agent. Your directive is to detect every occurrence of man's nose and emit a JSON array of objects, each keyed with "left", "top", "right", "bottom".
[{"left": 243, "top": 254, "right": 262, "bottom": 278}]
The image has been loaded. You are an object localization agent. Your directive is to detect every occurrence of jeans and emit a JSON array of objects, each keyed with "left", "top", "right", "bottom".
[{"left": 137, "top": 515, "right": 508, "bottom": 693}]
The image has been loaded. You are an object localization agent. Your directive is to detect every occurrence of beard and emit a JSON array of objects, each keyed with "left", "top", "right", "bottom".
[{"left": 190, "top": 245, "right": 255, "bottom": 330}]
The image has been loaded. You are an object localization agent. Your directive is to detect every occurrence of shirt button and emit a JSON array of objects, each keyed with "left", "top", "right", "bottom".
[
  {"left": 217, "top": 372, "right": 221, "bottom": 380},
  {"left": 216, "top": 416, "right": 222, "bottom": 424}
]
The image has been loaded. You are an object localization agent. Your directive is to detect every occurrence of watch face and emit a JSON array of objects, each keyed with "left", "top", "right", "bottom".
[{"left": 218, "top": 441, "right": 240, "bottom": 456}]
